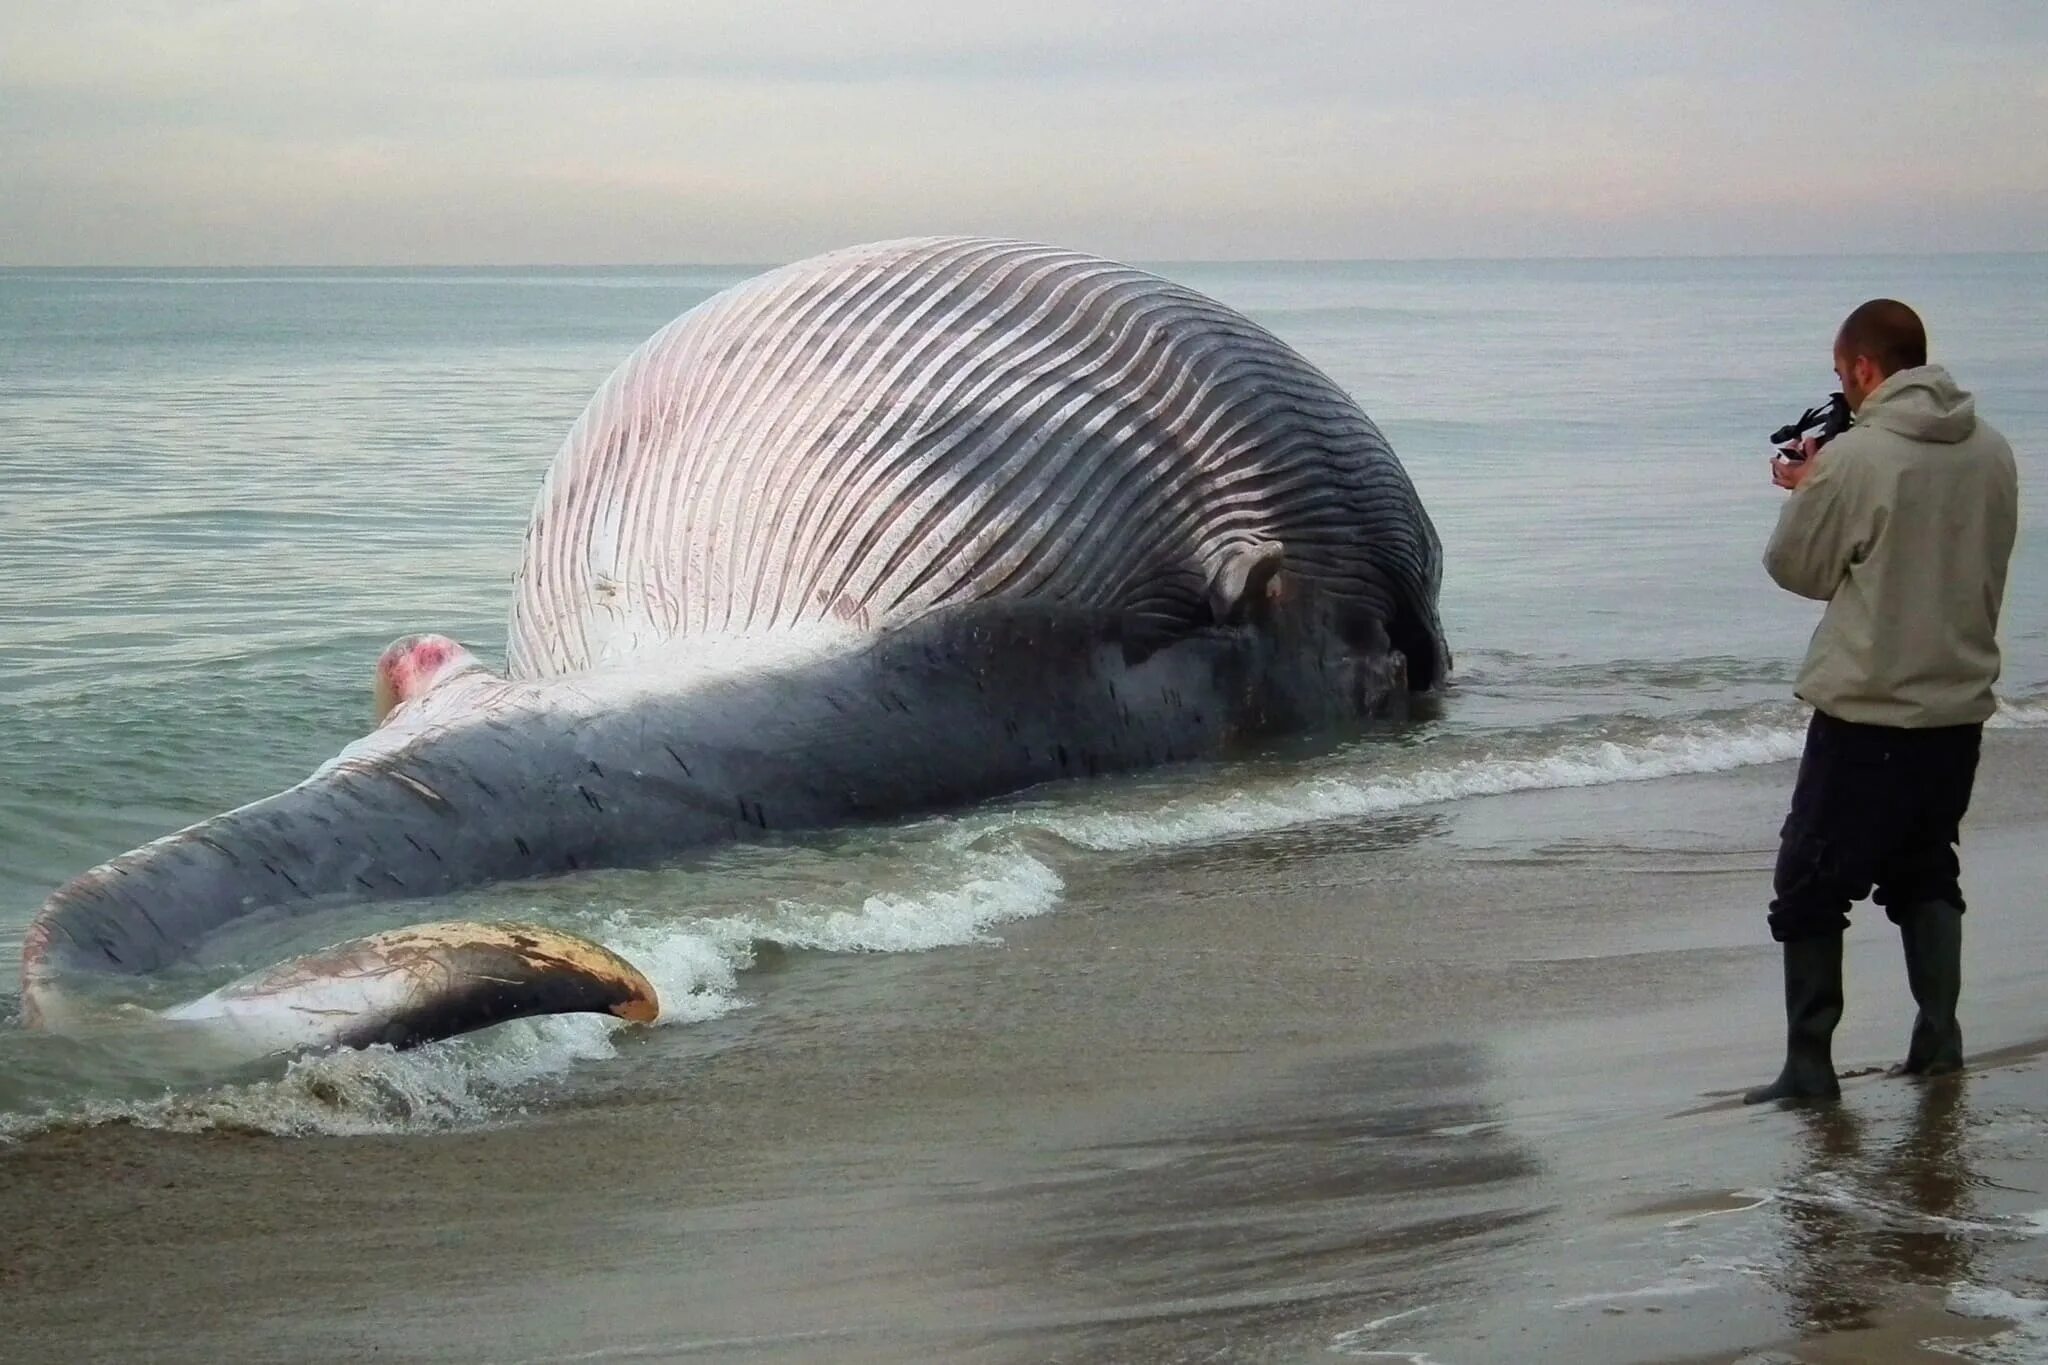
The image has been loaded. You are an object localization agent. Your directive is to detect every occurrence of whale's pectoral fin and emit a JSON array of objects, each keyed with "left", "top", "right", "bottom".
[
  {"left": 1117, "top": 542, "right": 1289, "bottom": 665},
  {"left": 1206, "top": 540, "right": 1287, "bottom": 626},
  {"left": 160, "top": 921, "right": 660, "bottom": 1057}
]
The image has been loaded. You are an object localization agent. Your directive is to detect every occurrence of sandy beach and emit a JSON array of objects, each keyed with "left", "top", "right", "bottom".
[{"left": 3, "top": 728, "right": 2045, "bottom": 1363}]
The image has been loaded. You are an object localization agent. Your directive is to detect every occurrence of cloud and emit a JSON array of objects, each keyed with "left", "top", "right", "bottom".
[{"left": 1, "top": 0, "right": 2044, "bottom": 263}]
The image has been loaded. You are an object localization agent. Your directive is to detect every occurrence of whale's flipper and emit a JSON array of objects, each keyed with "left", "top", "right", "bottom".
[
  {"left": 159, "top": 921, "right": 660, "bottom": 1056},
  {"left": 1207, "top": 540, "right": 1287, "bottom": 625},
  {"left": 1116, "top": 540, "right": 1290, "bottom": 665}
]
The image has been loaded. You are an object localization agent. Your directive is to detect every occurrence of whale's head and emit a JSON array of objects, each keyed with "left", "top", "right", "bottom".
[{"left": 374, "top": 633, "right": 491, "bottom": 727}]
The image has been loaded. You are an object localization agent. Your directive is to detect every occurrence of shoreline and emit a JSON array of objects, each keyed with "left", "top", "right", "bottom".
[{"left": 4, "top": 731, "right": 2048, "bottom": 1363}]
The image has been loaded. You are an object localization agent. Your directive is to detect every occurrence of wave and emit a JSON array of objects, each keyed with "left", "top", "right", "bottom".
[
  {"left": 1946, "top": 1285, "right": 2048, "bottom": 1364},
  {"left": 1022, "top": 697, "right": 2048, "bottom": 856},
  {"left": 7, "top": 698, "right": 2044, "bottom": 1143},
  {"left": 0, "top": 839, "right": 1061, "bottom": 1143},
  {"left": 1021, "top": 718, "right": 1811, "bottom": 854}
]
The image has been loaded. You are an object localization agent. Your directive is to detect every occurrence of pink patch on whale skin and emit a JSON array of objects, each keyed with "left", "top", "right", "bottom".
[{"left": 374, "top": 634, "right": 479, "bottom": 724}]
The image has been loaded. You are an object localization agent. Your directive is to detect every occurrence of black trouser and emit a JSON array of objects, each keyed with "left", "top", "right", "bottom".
[{"left": 1769, "top": 710, "right": 1983, "bottom": 943}]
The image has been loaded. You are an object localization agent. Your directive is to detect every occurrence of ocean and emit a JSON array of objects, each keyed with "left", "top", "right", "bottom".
[{"left": 1, "top": 254, "right": 2044, "bottom": 1139}]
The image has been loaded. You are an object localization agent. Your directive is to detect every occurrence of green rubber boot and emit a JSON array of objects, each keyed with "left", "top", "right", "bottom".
[
  {"left": 1745, "top": 934, "right": 1845, "bottom": 1105},
  {"left": 1888, "top": 900, "right": 1964, "bottom": 1078}
]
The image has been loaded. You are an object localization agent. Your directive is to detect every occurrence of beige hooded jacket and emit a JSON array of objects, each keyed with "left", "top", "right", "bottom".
[{"left": 1764, "top": 364, "right": 2019, "bottom": 728}]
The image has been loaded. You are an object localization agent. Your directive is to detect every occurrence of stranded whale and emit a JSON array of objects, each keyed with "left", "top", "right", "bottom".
[{"left": 20, "top": 236, "right": 1448, "bottom": 1054}]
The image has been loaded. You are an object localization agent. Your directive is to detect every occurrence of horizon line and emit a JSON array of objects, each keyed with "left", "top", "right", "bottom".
[{"left": 4, "top": 247, "right": 2045, "bottom": 272}]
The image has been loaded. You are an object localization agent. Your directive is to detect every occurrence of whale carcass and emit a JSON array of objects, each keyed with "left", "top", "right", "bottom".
[{"left": 19, "top": 236, "right": 1448, "bottom": 1053}]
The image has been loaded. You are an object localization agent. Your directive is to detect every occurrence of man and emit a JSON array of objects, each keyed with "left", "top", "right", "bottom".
[{"left": 1748, "top": 298, "right": 2019, "bottom": 1105}]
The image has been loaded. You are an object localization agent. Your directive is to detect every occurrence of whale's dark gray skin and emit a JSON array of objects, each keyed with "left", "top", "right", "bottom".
[{"left": 20, "top": 236, "right": 1447, "bottom": 1053}]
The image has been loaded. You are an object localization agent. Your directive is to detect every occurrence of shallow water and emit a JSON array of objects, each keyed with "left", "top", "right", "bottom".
[{"left": 2, "top": 254, "right": 2045, "bottom": 1137}]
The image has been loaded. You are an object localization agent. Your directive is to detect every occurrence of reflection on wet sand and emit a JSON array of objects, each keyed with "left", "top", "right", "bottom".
[
  {"left": 1779, "top": 1103, "right": 1880, "bottom": 1333},
  {"left": 980, "top": 1042, "right": 1542, "bottom": 1363},
  {"left": 1774, "top": 1080, "right": 1980, "bottom": 1339},
  {"left": 1873, "top": 1083, "right": 1977, "bottom": 1286}
]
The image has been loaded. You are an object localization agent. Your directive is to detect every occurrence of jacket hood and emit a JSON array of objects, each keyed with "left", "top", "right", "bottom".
[{"left": 1855, "top": 364, "right": 1978, "bottom": 444}]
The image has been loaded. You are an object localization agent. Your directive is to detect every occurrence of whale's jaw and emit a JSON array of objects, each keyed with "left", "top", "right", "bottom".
[
  {"left": 17, "top": 665, "right": 710, "bottom": 1042},
  {"left": 155, "top": 921, "right": 659, "bottom": 1056}
]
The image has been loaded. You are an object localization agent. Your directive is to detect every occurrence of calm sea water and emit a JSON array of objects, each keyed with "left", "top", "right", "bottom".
[{"left": 1, "top": 255, "right": 2043, "bottom": 1132}]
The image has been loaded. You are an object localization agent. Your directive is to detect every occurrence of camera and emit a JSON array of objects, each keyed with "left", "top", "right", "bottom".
[{"left": 1770, "top": 392, "right": 1851, "bottom": 462}]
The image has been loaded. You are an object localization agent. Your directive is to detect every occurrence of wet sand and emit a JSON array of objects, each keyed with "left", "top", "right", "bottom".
[{"left": 6, "top": 730, "right": 2048, "bottom": 1363}]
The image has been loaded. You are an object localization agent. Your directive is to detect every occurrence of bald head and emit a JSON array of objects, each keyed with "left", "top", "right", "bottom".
[{"left": 1834, "top": 299, "right": 1927, "bottom": 409}]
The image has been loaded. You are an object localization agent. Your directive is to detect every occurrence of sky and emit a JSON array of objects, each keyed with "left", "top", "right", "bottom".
[{"left": 3, "top": 0, "right": 2046, "bottom": 265}]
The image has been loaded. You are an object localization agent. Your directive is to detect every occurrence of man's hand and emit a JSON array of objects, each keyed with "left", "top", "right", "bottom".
[{"left": 1771, "top": 436, "right": 1821, "bottom": 490}]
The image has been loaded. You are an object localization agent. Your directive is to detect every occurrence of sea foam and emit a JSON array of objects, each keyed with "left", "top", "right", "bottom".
[{"left": 8, "top": 698, "right": 2043, "bottom": 1143}]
